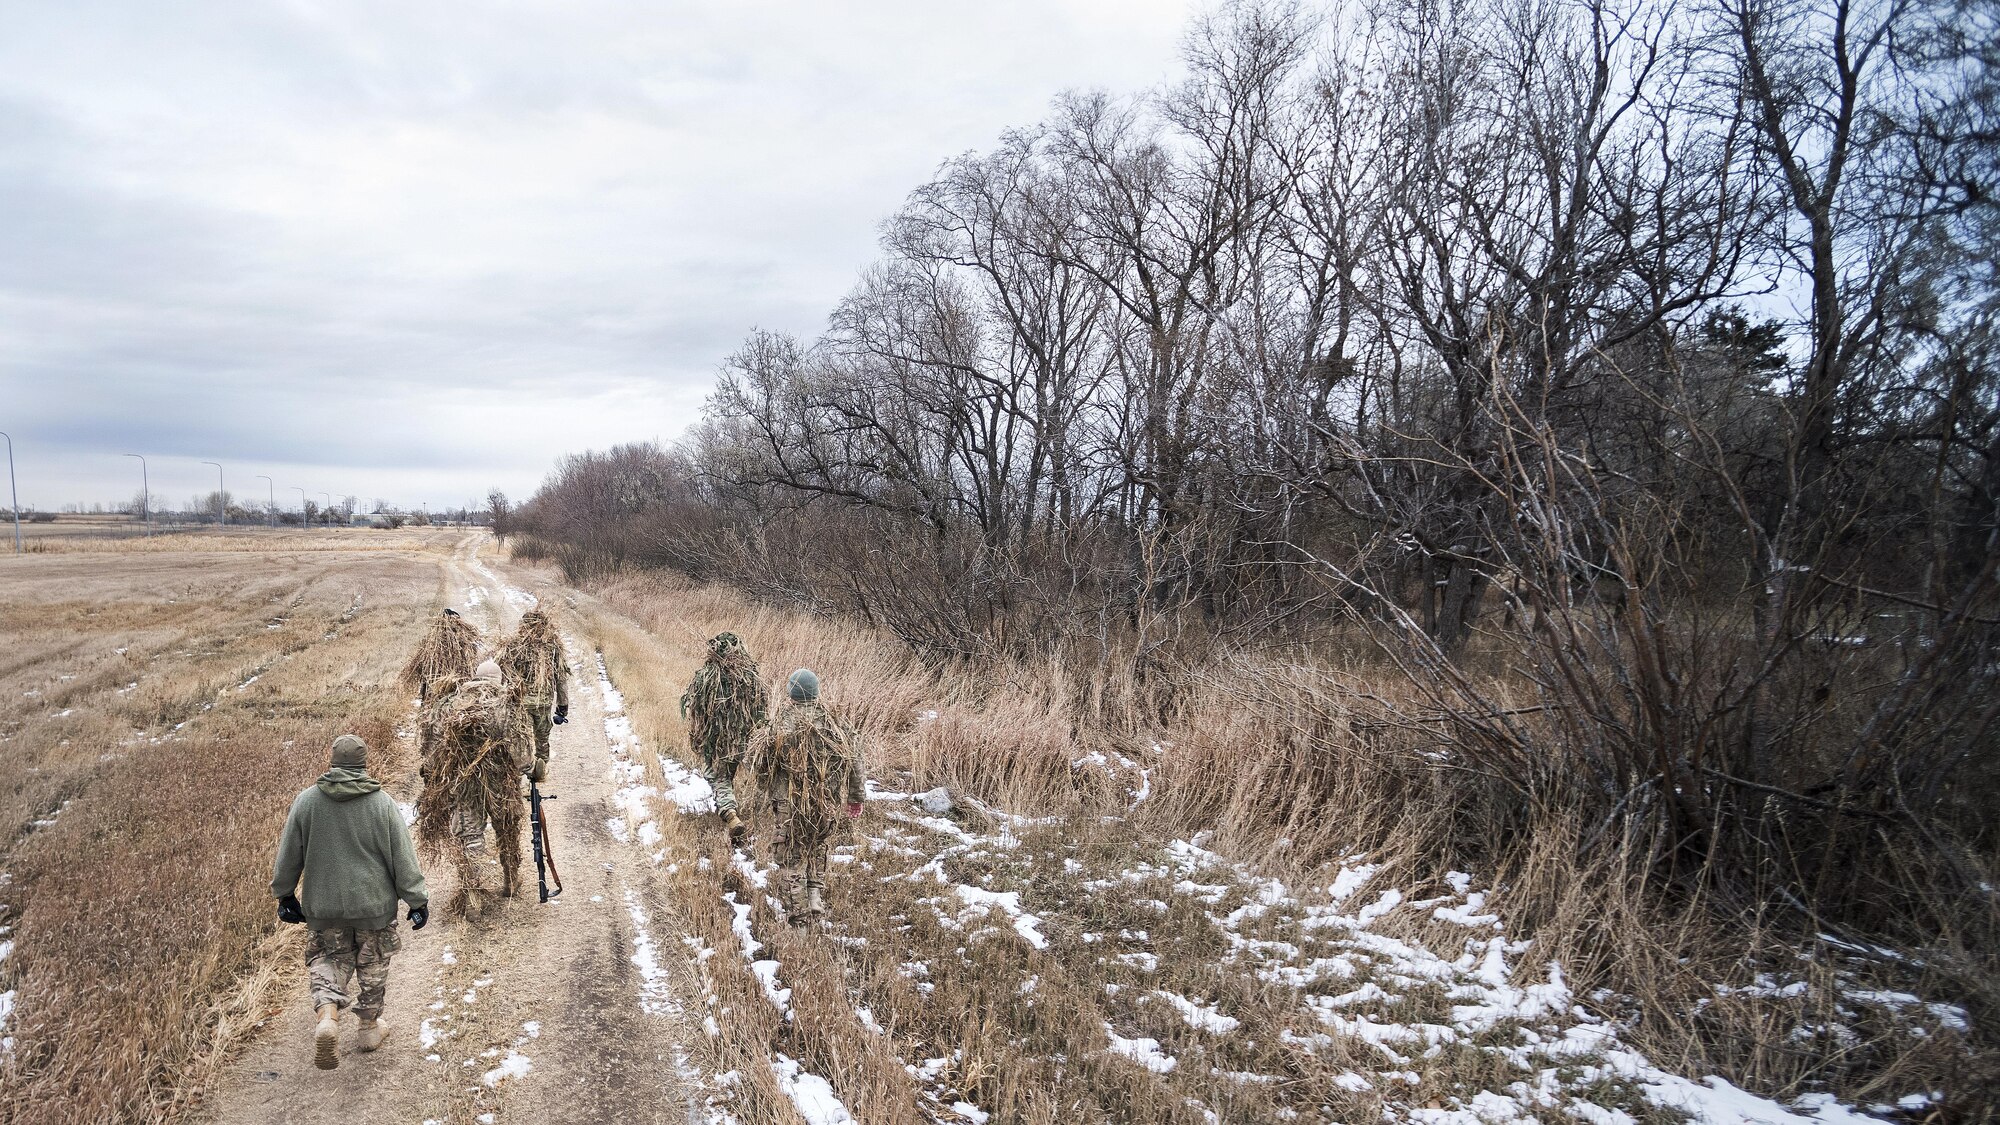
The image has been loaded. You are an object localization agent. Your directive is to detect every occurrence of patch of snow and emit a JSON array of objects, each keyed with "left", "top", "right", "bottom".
[
  {"left": 1153, "top": 990, "right": 1239, "bottom": 1034},
  {"left": 1333, "top": 1072, "right": 1373, "bottom": 1092},
  {"left": 1104, "top": 1024, "right": 1178, "bottom": 1073},
  {"left": 479, "top": 1049, "right": 533, "bottom": 1086},
  {"left": 1330, "top": 861, "right": 1380, "bottom": 902},
  {"left": 626, "top": 890, "right": 678, "bottom": 1017},
  {"left": 951, "top": 885, "right": 1049, "bottom": 950},
  {"left": 1435, "top": 890, "right": 1501, "bottom": 928},
  {"left": 770, "top": 1054, "right": 858, "bottom": 1125},
  {"left": 732, "top": 852, "right": 769, "bottom": 890},
  {"left": 657, "top": 753, "right": 717, "bottom": 814}
]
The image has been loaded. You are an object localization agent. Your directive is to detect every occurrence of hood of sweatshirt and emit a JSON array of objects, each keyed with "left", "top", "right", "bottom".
[{"left": 316, "top": 765, "right": 382, "bottom": 801}]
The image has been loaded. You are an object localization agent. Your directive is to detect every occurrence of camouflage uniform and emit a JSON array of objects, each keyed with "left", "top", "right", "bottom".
[
  {"left": 307, "top": 926, "right": 401, "bottom": 1020},
  {"left": 758, "top": 696, "right": 865, "bottom": 912},
  {"left": 500, "top": 610, "right": 569, "bottom": 783},
  {"left": 679, "top": 633, "right": 768, "bottom": 816},
  {"left": 521, "top": 657, "right": 569, "bottom": 782},
  {"left": 418, "top": 666, "right": 532, "bottom": 900},
  {"left": 429, "top": 677, "right": 523, "bottom": 850}
]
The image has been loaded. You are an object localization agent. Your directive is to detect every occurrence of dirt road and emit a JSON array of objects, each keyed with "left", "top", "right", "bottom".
[{"left": 205, "top": 536, "right": 708, "bottom": 1125}]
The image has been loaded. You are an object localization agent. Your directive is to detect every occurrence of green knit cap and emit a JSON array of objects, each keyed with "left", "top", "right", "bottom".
[{"left": 787, "top": 668, "right": 819, "bottom": 702}]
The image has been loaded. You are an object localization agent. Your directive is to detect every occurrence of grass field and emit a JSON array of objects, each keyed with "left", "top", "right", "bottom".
[
  {"left": 0, "top": 535, "right": 1986, "bottom": 1124},
  {"left": 579, "top": 570, "right": 1992, "bottom": 1124},
  {"left": 0, "top": 531, "right": 457, "bottom": 1122}
]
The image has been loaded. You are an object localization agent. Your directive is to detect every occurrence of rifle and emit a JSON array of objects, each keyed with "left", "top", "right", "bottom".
[{"left": 528, "top": 777, "right": 563, "bottom": 903}]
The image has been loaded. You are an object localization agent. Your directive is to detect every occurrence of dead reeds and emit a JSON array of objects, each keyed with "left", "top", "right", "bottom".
[
  {"left": 568, "top": 563, "right": 1997, "bottom": 1120},
  {"left": 494, "top": 608, "right": 565, "bottom": 702},
  {"left": 399, "top": 609, "right": 481, "bottom": 699},
  {"left": 414, "top": 675, "right": 529, "bottom": 905}
]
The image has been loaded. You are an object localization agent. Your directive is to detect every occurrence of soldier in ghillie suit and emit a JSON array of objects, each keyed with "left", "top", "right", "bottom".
[
  {"left": 400, "top": 607, "right": 479, "bottom": 704},
  {"left": 680, "top": 632, "right": 768, "bottom": 845},
  {"left": 416, "top": 659, "right": 532, "bottom": 914},
  {"left": 497, "top": 608, "right": 569, "bottom": 782},
  {"left": 756, "top": 668, "right": 864, "bottom": 918}
]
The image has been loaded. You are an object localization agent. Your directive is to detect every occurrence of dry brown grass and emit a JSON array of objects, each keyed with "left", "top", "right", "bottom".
[
  {"left": 565, "top": 566, "right": 1995, "bottom": 1123},
  {"left": 0, "top": 546, "right": 448, "bottom": 1123}
]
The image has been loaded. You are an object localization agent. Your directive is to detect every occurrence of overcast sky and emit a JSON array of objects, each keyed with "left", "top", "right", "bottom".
[{"left": 0, "top": 0, "right": 1194, "bottom": 513}]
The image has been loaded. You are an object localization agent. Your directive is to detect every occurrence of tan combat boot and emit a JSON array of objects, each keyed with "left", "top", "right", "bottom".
[
  {"left": 313, "top": 1004, "right": 341, "bottom": 1070},
  {"left": 357, "top": 1017, "right": 390, "bottom": 1052},
  {"left": 723, "top": 808, "right": 746, "bottom": 847}
]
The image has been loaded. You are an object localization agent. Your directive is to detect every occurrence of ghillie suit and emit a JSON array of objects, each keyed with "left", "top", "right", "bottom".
[
  {"left": 416, "top": 667, "right": 532, "bottom": 913},
  {"left": 399, "top": 609, "right": 480, "bottom": 704},
  {"left": 497, "top": 609, "right": 569, "bottom": 781},
  {"left": 757, "top": 670, "right": 863, "bottom": 918},
  {"left": 679, "top": 632, "right": 768, "bottom": 840}
]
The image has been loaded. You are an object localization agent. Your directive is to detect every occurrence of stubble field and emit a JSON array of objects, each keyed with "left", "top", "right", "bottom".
[{"left": 0, "top": 531, "right": 451, "bottom": 1121}]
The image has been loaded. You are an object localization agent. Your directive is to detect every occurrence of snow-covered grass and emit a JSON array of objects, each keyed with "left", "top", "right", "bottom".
[{"left": 572, "top": 567, "right": 1992, "bottom": 1125}]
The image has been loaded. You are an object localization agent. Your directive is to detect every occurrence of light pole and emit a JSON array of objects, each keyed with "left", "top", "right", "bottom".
[
  {"left": 1, "top": 431, "right": 19, "bottom": 554},
  {"left": 256, "top": 474, "right": 275, "bottom": 528},
  {"left": 320, "top": 491, "right": 332, "bottom": 530},
  {"left": 202, "top": 461, "right": 225, "bottom": 529},
  {"left": 124, "top": 453, "right": 149, "bottom": 536},
  {"left": 293, "top": 486, "right": 308, "bottom": 526}
]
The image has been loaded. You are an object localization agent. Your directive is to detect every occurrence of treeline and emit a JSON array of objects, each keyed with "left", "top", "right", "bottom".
[{"left": 519, "top": 0, "right": 1996, "bottom": 970}]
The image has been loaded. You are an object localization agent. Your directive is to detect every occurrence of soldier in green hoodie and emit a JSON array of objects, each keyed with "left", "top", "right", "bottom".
[{"left": 272, "top": 733, "right": 429, "bottom": 1071}]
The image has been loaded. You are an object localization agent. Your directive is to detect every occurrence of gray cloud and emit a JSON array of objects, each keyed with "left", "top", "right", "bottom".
[{"left": 0, "top": 0, "right": 1192, "bottom": 510}]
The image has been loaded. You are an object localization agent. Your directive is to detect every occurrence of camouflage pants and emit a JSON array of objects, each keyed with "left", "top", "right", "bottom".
[
  {"left": 705, "top": 760, "right": 738, "bottom": 814},
  {"left": 529, "top": 709, "right": 553, "bottom": 777},
  {"left": 771, "top": 796, "right": 831, "bottom": 893},
  {"left": 307, "top": 926, "right": 400, "bottom": 1020},
  {"left": 453, "top": 789, "right": 491, "bottom": 852}
]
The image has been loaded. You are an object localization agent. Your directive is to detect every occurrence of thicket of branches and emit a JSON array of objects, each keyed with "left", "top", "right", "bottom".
[{"left": 520, "top": 0, "right": 1997, "bottom": 989}]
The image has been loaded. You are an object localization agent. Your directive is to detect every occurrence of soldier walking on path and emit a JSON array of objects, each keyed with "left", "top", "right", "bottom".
[
  {"left": 498, "top": 608, "right": 569, "bottom": 782},
  {"left": 417, "top": 658, "right": 532, "bottom": 914},
  {"left": 681, "top": 631, "right": 768, "bottom": 846},
  {"left": 400, "top": 607, "right": 479, "bottom": 704},
  {"left": 758, "top": 668, "right": 864, "bottom": 919},
  {"left": 271, "top": 734, "right": 429, "bottom": 1071}
]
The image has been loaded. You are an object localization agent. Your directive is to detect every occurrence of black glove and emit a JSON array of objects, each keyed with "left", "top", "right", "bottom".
[
  {"left": 409, "top": 904, "right": 429, "bottom": 931},
  {"left": 553, "top": 705, "right": 568, "bottom": 725},
  {"left": 277, "top": 894, "right": 305, "bottom": 925}
]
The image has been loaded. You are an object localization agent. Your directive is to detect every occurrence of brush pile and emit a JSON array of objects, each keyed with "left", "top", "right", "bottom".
[
  {"left": 496, "top": 608, "right": 566, "bottom": 702},
  {"left": 398, "top": 610, "right": 480, "bottom": 700},
  {"left": 415, "top": 674, "right": 529, "bottom": 904}
]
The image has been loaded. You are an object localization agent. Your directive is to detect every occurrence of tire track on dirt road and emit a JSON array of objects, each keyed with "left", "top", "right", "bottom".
[{"left": 205, "top": 536, "right": 709, "bottom": 1125}]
